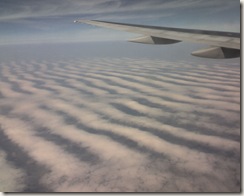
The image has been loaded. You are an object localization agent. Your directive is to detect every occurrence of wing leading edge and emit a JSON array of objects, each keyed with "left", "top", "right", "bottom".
[{"left": 74, "top": 20, "right": 240, "bottom": 59}]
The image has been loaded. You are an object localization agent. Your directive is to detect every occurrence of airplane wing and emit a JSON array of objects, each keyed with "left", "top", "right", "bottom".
[{"left": 74, "top": 19, "right": 240, "bottom": 59}]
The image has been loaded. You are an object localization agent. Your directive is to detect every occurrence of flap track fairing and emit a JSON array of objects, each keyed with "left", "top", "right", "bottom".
[
  {"left": 191, "top": 47, "right": 240, "bottom": 59},
  {"left": 129, "top": 36, "right": 181, "bottom": 45}
]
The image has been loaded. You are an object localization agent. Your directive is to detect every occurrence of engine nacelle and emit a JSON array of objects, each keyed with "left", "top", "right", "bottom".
[
  {"left": 129, "top": 36, "right": 181, "bottom": 45},
  {"left": 191, "top": 47, "right": 240, "bottom": 59}
]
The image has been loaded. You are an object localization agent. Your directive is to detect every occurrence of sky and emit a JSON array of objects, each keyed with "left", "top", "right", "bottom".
[{"left": 0, "top": 0, "right": 240, "bottom": 45}]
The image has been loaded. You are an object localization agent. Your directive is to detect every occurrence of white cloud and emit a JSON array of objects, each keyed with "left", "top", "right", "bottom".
[
  {"left": 0, "top": 150, "right": 25, "bottom": 192},
  {"left": 0, "top": 56, "right": 240, "bottom": 192}
]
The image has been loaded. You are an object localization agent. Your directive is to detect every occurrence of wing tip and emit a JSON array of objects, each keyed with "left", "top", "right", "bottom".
[{"left": 74, "top": 19, "right": 91, "bottom": 23}]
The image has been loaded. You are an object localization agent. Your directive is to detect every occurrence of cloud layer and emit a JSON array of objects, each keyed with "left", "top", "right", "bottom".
[{"left": 0, "top": 46, "right": 240, "bottom": 192}]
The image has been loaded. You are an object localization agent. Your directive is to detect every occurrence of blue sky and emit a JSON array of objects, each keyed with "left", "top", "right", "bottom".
[{"left": 0, "top": 0, "right": 240, "bottom": 45}]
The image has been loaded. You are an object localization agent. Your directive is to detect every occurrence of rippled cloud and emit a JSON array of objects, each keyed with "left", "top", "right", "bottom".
[{"left": 0, "top": 54, "right": 240, "bottom": 192}]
